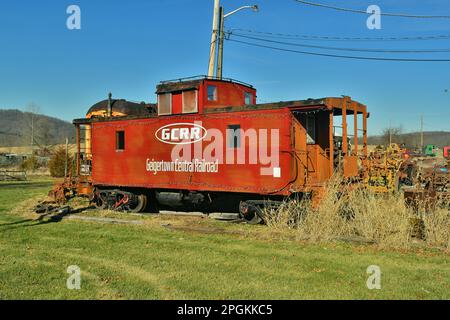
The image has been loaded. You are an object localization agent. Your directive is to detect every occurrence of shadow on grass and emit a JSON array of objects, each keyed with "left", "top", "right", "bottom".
[
  {"left": 0, "top": 218, "right": 35, "bottom": 227},
  {"left": 0, "top": 206, "right": 94, "bottom": 231}
]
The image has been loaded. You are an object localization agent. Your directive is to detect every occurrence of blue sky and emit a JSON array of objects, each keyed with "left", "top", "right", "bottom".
[{"left": 0, "top": 0, "right": 449, "bottom": 134}]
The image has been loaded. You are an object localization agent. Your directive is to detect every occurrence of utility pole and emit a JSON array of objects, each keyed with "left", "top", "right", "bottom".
[
  {"left": 64, "top": 137, "right": 69, "bottom": 177},
  {"left": 30, "top": 113, "right": 34, "bottom": 151},
  {"left": 420, "top": 114, "right": 424, "bottom": 152},
  {"left": 216, "top": 6, "right": 225, "bottom": 79},
  {"left": 388, "top": 121, "right": 392, "bottom": 145},
  {"left": 212, "top": 4, "right": 259, "bottom": 79},
  {"left": 208, "top": 0, "right": 220, "bottom": 78}
]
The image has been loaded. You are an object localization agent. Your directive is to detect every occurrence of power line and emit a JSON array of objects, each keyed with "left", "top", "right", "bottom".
[
  {"left": 227, "top": 38, "right": 450, "bottom": 62},
  {"left": 230, "top": 28, "right": 450, "bottom": 42},
  {"left": 228, "top": 32, "right": 450, "bottom": 53},
  {"left": 293, "top": 0, "right": 450, "bottom": 19}
]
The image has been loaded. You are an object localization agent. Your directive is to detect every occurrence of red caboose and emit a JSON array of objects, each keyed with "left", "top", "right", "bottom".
[{"left": 73, "top": 76, "right": 368, "bottom": 223}]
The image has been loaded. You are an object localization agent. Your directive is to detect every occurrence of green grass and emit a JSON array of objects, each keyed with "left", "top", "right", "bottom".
[{"left": 0, "top": 179, "right": 449, "bottom": 300}]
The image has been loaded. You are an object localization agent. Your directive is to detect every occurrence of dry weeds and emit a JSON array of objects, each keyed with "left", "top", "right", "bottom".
[{"left": 266, "top": 175, "right": 450, "bottom": 251}]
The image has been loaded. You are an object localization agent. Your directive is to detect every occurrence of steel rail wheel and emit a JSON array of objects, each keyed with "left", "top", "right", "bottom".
[{"left": 128, "top": 194, "right": 147, "bottom": 213}]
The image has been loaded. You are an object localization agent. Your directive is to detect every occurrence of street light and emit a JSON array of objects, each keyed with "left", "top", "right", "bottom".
[
  {"left": 217, "top": 4, "right": 259, "bottom": 79},
  {"left": 224, "top": 5, "right": 259, "bottom": 19},
  {"left": 207, "top": 1, "right": 259, "bottom": 79}
]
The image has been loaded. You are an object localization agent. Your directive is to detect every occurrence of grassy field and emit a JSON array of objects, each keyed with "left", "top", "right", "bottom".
[{"left": 0, "top": 179, "right": 449, "bottom": 300}]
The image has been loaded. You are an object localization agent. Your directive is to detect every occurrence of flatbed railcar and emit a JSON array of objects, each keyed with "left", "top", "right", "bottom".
[{"left": 69, "top": 76, "right": 369, "bottom": 224}]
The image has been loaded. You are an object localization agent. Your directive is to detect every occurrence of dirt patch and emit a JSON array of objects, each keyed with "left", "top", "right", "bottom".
[
  {"left": 65, "top": 215, "right": 145, "bottom": 225},
  {"left": 161, "top": 223, "right": 245, "bottom": 236}
]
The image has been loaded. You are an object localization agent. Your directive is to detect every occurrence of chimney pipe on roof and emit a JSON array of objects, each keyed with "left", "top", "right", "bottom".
[{"left": 107, "top": 92, "right": 112, "bottom": 117}]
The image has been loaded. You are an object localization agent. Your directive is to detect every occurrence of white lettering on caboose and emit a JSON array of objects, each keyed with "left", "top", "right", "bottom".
[
  {"left": 156, "top": 123, "right": 207, "bottom": 145},
  {"left": 161, "top": 127, "right": 201, "bottom": 142}
]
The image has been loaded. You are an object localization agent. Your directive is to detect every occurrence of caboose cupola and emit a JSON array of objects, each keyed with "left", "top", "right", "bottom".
[{"left": 155, "top": 76, "right": 257, "bottom": 116}]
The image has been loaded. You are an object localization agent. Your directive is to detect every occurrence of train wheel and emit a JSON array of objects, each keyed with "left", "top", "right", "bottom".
[
  {"left": 94, "top": 191, "right": 108, "bottom": 210},
  {"left": 239, "top": 201, "right": 263, "bottom": 225},
  {"left": 94, "top": 199, "right": 107, "bottom": 210},
  {"left": 128, "top": 194, "right": 147, "bottom": 213}
]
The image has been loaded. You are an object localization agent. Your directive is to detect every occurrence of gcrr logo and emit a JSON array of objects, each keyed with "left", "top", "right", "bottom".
[{"left": 155, "top": 123, "right": 207, "bottom": 145}]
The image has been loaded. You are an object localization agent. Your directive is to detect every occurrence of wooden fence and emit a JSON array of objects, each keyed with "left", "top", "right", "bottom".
[{"left": 0, "top": 170, "right": 27, "bottom": 181}]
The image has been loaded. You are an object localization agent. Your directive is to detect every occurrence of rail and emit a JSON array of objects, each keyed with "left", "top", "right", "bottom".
[{"left": 159, "top": 75, "right": 254, "bottom": 88}]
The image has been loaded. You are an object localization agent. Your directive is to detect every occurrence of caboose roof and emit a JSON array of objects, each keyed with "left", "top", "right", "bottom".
[
  {"left": 74, "top": 95, "right": 368, "bottom": 125},
  {"left": 156, "top": 75, "right": 254, "bottom": 94},
  {"left": 205, "top": 97, "right": 368, "bottom": 116}
]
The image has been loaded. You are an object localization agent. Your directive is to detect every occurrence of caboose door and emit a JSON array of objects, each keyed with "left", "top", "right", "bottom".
[{"left": 292, "top": 116, "right": 308, "bottom": 188}]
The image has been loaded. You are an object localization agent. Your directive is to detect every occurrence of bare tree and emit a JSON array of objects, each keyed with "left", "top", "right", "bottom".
[
  {"left": 23, "top": 103, "right": 40, "bottom": 152},
  {"left": 381, "top": 126, "right": 404, "bottom": 146}
]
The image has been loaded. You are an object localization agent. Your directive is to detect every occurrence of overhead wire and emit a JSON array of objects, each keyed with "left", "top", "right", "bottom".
[
  {"left": 292, "top": 0, "right": 450, "bottom": 19},
  {"left": 230, "top": 28, "right": 450, "bottom": 42},
  {"left": 227, "top": 38, "right": 450, "bottom": 62},
  {"left": 228, "top": 32, "right": 450, "bottom": 53}
]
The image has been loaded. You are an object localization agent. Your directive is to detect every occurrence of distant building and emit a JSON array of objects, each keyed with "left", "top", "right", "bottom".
[{"left": 0, "top": 153, "right": 29, "bottom": 166}]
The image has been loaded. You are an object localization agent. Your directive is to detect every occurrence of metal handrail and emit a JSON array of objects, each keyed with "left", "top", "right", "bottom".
[{"left": 159, "top": 75, "right": 254, "bottom": 88}]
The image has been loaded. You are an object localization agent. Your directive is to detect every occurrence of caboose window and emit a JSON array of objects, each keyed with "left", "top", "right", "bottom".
[
  {"left": 227, "top": 124, "right": 241, "bottom": 148},
  {"left": 245, "top": 92, "right": 253, "bottom": 105},
  {"left": 158, "top": 93, "right": 172, "bottom": 115},
  {"left": 116, "top": 131, "right": 125, "bottom": 151},
  {"left": 182, "top": 90, "right": 198, "bottom": 113},
  {"left": 207, "top": 85, "right": 217, "bottom": 101},
  {"left": 305, "top": 114, "right": 316, "bottom": 144}
]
